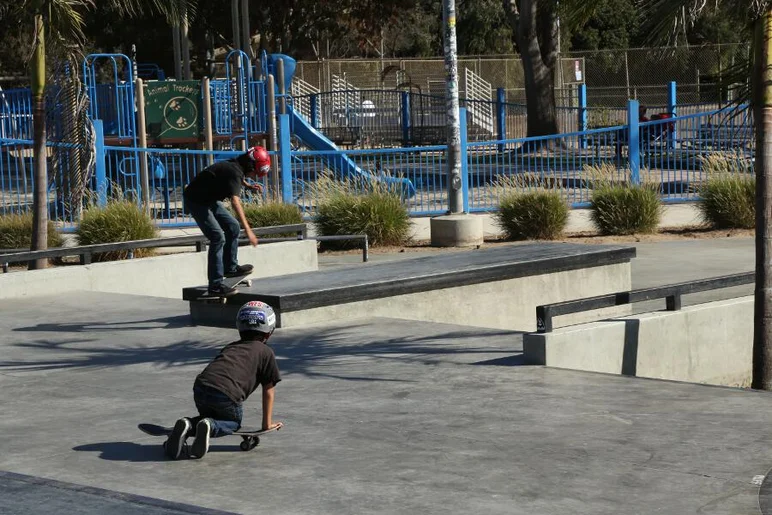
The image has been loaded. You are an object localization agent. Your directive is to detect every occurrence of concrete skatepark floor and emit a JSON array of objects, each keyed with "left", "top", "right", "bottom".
[{"left": 1, "top": 290, "right": 771, "bottom": 514}]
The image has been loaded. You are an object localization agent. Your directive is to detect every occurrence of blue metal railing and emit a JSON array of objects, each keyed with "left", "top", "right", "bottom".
[
  {"left": 1, "top": 98, "right": 756, "bottom": 226},
  {"left": 0, "top": 88, "right": 33, "bottom": 140}
]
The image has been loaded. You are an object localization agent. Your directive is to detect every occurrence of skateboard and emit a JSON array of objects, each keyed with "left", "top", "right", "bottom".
[
  {"left": 192, "top": 272, "right": 252, "bottom": 304},
  {"left": 138, "top": 422, "right": 280, "bottom": 452}
]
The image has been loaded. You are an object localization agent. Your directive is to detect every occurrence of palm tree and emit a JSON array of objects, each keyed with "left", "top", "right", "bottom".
[
  {"left": 22, "top": 0, "right": 196, "bottom": 269},
  {"left": 630, "top": 0, "right": 772, "bottom": 388}
]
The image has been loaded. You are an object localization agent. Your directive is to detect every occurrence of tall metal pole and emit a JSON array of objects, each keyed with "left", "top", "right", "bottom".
[
  {"left": 240, "top": 0, "right": 251, "bottom": 58},
  {"left": 443, "top": 0, "right": 462, "bottom": 214},
  {"left": 231, "top": 0, "right": 241, "bottom": 51}
]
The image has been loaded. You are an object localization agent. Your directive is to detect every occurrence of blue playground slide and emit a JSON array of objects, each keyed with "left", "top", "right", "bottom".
[
  {"left": 289, "top": 107, "right": 416, "bottom": 198},
  {"left": 265, "top": 52, "right": 415, "bottom": 198}
]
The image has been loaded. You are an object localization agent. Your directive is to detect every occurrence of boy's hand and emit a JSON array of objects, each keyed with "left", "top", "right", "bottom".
[{"left": 264, "top": 421, "right": 283, "bottom": 431}]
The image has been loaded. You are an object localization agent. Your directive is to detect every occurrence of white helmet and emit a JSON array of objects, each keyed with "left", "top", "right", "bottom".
[{"left": 236, "top": 301, "right": 277, "bottom": 335}]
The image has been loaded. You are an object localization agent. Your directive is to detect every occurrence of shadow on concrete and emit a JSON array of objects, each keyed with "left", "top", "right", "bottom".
[
  {"left": 621, "top": 319, "right": 640, "bottom": 376},
  {"left": 73, "top": 441, "right": 264, "bottom": 462},
  {"left": 0, "top": 339, "right": 220, "bottom": 372},
  {"left": 1, "top": 321, "right": 527, "bottom": 381},
  {"left": 12, "top": 315, "right": 191, "bottom": 333},
  {"left": 72, "top": 442, "right": 168, "bottom": 462}
]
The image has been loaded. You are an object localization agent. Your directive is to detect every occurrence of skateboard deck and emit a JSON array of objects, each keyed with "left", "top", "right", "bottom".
[
  {"left": 192, "top": 272, "right": 252, "bottom": 304},
  {"left": 138, "top": 422, "right": 280, "bottom": 452}
]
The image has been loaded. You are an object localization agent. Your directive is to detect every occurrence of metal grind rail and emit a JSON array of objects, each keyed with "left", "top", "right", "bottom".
[
  {"left": 535, "top": 271, "right": 755, "bottom": 333},
  {"left": 1, "top": 224, "right": 370, "bottom": 271}
]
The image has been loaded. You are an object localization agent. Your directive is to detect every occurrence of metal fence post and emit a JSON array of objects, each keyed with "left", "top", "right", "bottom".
[
  {"left": 460, "top": 107, "right": 469, "bottom": 213},
  {"left": 627, "top": 99, "right": 641, "bottom": 185},
  {"left": 578, "top": 83, "right": 588, "bottom": 149},
  {"left": 401, "top": 91, "right": 411, "bottom": 145},
  {"left": 310, "top": 94, "right": 318, "bottom": 129},
  {"left": 668, "top": 81, "right": 677, "bottom": 149},
  {"left": 279, "top": 113, "right": 293, "bottom": 203},
  {"left": 496, "top": 88, "right": 506, "bottom": 148},
  {"left": 94, "top": 119, "right": 107, "bottom": 207}
]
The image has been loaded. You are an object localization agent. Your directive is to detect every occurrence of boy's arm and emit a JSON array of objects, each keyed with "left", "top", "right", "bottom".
[
  {"left": 230, "top": 195, "right": 258, "bottom": 246},
  {"left": 262, "top": 383, "right": 283, "bottom": 430}
]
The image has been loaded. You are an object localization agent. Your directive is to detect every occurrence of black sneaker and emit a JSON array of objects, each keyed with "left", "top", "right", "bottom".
[
  {"left": 191, "top": 418, "right": 212, "bottom": 459},
  {"left": 208, "top": 283, "right": 238, "bottom": 297},
  {"left": 225, "top": 264, "right": 253, "bottom": 278},
  {"left": 165, "top": 418, "right": 191, "bottom": 460}
]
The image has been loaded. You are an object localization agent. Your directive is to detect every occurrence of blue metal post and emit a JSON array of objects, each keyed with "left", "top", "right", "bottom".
[
  {"left": 496, "top": 88, "right": 506, "bottom": 149},
  {"left": 627, "top": 100, "right": 640, "bottom": 185},
  {"left": 310, "top": 94, "right": 318, "bottom": 129},
  {"left": 279, "top": 114, "right": 293, "bottom": 203},
  {"left": 401, "top": 91, "right": 411, "bottom": 145},
  {"left": 459, "top": 107, "right": 469, "bottom": 213},
  {"left": 578, "top": 84, "right": 588, "bottom": 149},
  {"left": 667, "top": 81, "right": 677, "bottom": 149},
  {"left": 94, "top": 120, "right": 107, "bottom": 207}
]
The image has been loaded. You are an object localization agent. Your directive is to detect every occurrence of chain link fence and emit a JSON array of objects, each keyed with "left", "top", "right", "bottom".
[{"left": 294, "top": 44, "right": 749, "bottom": 109}]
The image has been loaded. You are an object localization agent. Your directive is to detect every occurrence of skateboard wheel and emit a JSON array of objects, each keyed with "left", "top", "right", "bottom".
[
  {"left": 244, "top": 279, "right": 252, "bottom": 287},
  {"left": 240, "top": 440, "right": 250, "bottom": 451}
]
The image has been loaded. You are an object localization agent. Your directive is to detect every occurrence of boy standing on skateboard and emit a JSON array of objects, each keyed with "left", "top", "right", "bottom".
[
  {"left": 183, "top": 147, "right": 271, "bottom": 296},
  {"left": 166, "top": 301, "right": 284, "bottom": 460}
]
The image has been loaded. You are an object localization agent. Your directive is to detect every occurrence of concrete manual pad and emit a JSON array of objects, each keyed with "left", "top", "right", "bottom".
[{"left": 1, "top": 291, "right": 772, "bottom": 514}]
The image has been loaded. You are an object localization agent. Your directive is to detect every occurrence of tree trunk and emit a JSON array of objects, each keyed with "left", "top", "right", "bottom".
[
  {"left": 521, "top": 49, "right": 559, "bottom": 138},
  {"left": 502, "top": 0, "right": 560, "bottom": 141},
  {"left": 30, "top": 14, "right": 48, "bottom": 270},
  {"left": 753, "top": 9, "right": 772, "bottom": 390}
]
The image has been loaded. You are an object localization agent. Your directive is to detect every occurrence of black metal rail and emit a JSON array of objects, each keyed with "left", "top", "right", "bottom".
[
  {"left": 0, "top": 224, "right": 369, "bottom": 271},
  {"left": 535, "top": 271, "right": 755, "bottom": 333}
]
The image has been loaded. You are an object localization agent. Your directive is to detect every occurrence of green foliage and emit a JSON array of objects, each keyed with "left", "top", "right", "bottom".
[
  {"left": 496, "top": 191, "right": 569, "bottom": 240},
  {"left": 698, "top": 175, "right": 755, "bottom": 230},
  {"left": 241, "top": 201, "right": 304, "bottom": 237},
  {"left": 0, "top": 213, "right": 63, "bottom": 249},
  {"left": 310, "top": 172, "right": 410, "bottom": 248},
  {"left": 75, "top": 201, "right": 159, "bottom": 261},
  {"left": 591, "top": 184, "right": 661, "bottom": 235}
]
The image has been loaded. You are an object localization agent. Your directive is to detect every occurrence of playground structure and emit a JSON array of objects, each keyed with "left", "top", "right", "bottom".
[{"left": 0, "top": 50, "right": 757, "bottom": 228}]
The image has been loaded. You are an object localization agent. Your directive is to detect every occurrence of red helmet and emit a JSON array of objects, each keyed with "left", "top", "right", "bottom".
[{"left": 248, "top": 146, "right": 271, "bottom": 176}]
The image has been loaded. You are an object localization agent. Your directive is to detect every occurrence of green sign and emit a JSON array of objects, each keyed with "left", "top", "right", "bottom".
[{"left": 144, "top": 81, "right": 201, "bottom": 140}]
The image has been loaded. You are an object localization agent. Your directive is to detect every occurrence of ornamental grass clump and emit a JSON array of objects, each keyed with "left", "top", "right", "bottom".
[
  {"left": 76, "top": 201, "right": 159, "bottom": 261},
  {"left": 310, "top": 172, "right": 411, "bottom": 248},
  {"left": 493, "top": 174, "right": 568, "bottom": 240},
  {"left": 585, "top": 163, "right": 661, "bottom": 235},
  {"left": 697, "top": 152, "right": 755, "bottom": 230}
]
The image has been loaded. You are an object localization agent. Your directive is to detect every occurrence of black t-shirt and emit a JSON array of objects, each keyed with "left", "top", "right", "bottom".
[
  {"left": 195, "top": 339, "right": 281, "bottom": 403},
  {"left": 184, "top": 160, "right": 244, "bottom": 204}
]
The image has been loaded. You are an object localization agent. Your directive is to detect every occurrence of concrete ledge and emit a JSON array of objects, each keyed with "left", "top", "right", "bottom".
[
  {"left": 187, "top": 243, "right": 634, "bottom": 331},
  {"left": 0, "top": 240, "right": 318, "bottom": 299},
  {"left": 523, "top": 296, "right": 753, "bottom": 386}
]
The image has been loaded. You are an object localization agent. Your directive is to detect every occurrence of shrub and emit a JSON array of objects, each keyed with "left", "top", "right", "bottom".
[
  {"left": 583, "top": 162, "right": 661, "bottom": 235},
  {"left": 698, "top": 152, "right": 755, "bottom": 229},
  {"left": 0, "top": 213, "right": 63, "bottom": 249},
  {"left": 240, "top": 201, "right": 304, "bottom": 237},
  {"left": 698, "top": 175, "right": 755, "bottom": 229},
  {"left": 590, "top": 185, "right": 661, "bottom": 235},
  {"left": 309, "top": 171, "right": 411, "bottom": 248},
  {"left": 76, "top": 201, "right": 159, "bottom": 261},
  {"left": 496, "top": 191, "right": 568, "bottom": 240},
  {"left": 315, "top": 192, "right": 410, "bottom": 248}
]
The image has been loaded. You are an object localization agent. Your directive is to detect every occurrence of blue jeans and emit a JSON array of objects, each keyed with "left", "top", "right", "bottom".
[
  {"left": 185, "top": 198, "right": 240, "bottom": 287},
  {"left": 193, "top": 383, "right": 243, "bottom": 437}
]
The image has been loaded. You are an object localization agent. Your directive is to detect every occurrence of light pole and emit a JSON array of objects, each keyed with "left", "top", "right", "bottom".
[{"left": 443, "top": 0, "right": 462, "bottom": 214}]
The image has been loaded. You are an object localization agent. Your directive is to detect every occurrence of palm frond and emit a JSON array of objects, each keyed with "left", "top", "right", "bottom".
[{"left": 104, "top": 0, "right": 198, "bottom": 25}]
